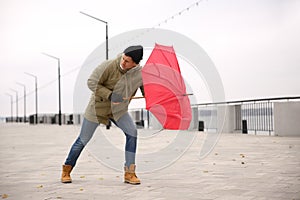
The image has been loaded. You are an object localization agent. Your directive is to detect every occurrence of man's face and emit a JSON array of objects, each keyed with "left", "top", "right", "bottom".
[{"left": 120, "top": 54, "right": 137, "bottom": 70}]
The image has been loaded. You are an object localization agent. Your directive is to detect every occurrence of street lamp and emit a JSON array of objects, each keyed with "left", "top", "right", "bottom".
[
  {"left": 80, "top": 11, "right": 108, "bottom": 60},
  {"left": 5, "top": 93, "right": 13, "bottom": 122},
  {"left": 10, "top": 89, "right": 18, "bottom": 122},
  {"left": 42, "top": 53, "right": 62, "bottom": 126},
  {"left": 16, "top": 82, "right": 26, "bottom": 123},
  {"left": 25, "top": 72, "right": 38, "bottom": 124}
]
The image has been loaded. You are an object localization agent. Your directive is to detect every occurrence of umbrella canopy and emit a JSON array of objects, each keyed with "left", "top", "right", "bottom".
[{"left": 142, "top": 43, "right": 192, "bottom": 130}]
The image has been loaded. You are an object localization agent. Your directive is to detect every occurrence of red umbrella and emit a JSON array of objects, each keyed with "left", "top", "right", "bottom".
[{"left": 142, "top": 43, "right": 192, "bottom": 130}]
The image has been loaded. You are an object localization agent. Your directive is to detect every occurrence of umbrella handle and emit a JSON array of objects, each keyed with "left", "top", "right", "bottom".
[
  {"left": 123, "top": 96, "right": 145, "bottom": 100},
  {"left": 124, "top": 93, "right": 193, "bottom": 100},
  {"left": 183, "top": 93, "right": 193, "bottom": 96}
]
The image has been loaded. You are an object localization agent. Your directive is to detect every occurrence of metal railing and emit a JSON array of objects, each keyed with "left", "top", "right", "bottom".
[
  {"left": 195, "top": 96, "right": 300, "bottom": 135},
  {"left": 240, "top": 101, "right": 274, "bottom": 134},
  {"left": 6, "top": 96, "right": 299, "bottom": 134}
]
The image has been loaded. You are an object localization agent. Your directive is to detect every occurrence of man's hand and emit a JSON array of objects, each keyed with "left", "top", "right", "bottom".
[{"left": 109, "top": 92, "right": 123, "bottom": 103}]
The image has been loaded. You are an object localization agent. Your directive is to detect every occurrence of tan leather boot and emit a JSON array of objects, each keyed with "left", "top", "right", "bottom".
[
  {"left": 124, "top": 164, "right": 141, "bottom": 185},
  {"left": 61, "top": 165, "right": 72, "bottom": 183}
]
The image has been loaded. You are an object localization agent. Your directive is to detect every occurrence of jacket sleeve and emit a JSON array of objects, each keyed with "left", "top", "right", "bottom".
[
  {"left": 87, "top": 60, "right": 110, "bottom": 92},
  {"left": 95, "top": 68, "right": 113, "bottom": 100},
  {"left": 87, "top": 60, "right": 112, "bottom": 100}
]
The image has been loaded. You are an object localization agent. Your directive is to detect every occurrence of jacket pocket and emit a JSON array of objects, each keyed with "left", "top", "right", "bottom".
[{"left": 94, "top": 99, "right": 112, "bottom": 117}]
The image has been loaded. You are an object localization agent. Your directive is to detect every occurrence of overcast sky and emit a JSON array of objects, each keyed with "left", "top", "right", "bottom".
[{"left": 1, "top": 0, "right": 300, "bottom": 117}]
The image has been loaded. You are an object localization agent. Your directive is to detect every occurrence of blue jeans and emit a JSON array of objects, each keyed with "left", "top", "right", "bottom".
[{"left": 64, "top": 113, "right": 137, "bottom": 167}]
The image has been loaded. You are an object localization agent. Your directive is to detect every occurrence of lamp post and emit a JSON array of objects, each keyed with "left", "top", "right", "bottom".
[
  {"left": 5, "top": 93, "right": 13, "bottom": 122},
  {"left": 79, "top": 11, "right": 108, "bottom": 60},
  {"left": 25, "top": 72, "right": 38, "bottom": 124},
  {"left": 10, "top": 89, "right": 18, "bottom": 122},
  {"left": 42, "top": 53, "right": 62, "bottom": 126},
  {"left": 16, "top": 82, "right": 26, "bottom": 123}
]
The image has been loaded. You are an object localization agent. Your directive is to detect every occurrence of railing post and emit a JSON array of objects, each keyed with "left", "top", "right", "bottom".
[
  {"left": 242, "top": 120, "right": 248, "bottom": 134},
  {"left": 198, "top": 121, "right": 204, "bottom": 131}
]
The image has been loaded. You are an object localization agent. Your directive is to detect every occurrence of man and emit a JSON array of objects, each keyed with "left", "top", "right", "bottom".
[{"left": 61, "top": 45, "right": 144, "bottom": 185}]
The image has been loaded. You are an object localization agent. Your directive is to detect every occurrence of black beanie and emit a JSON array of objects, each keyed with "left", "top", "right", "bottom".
[{"left": 123, "top": 45, "right": 143, "bottom": 64}]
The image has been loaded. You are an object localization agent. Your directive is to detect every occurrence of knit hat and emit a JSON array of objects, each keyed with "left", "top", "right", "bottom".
[{"left": 123, "top": 45, "right": 143, "bottom": 64}]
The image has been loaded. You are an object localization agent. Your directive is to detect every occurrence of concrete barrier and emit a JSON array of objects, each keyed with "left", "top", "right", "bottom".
[{"left": 274, "top": 101, "right": 300, "bottom": 136}]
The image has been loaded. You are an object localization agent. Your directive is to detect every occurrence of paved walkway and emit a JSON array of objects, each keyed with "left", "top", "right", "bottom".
[{"left": 0, "top": 123, "right": 299, "bottom": 200}]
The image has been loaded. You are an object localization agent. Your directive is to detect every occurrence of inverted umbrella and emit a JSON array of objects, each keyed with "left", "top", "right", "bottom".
[{"left": 142, "top": 43, "right": 192, "bottom": 130}]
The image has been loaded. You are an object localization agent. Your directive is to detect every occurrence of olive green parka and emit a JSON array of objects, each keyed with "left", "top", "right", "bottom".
[{"left": 84, "top": 55, "right": 143, "bottom": 125}]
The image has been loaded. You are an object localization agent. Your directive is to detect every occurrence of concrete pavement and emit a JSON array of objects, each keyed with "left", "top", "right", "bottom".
[{"left": 0, "top": 123, "right": 299, "bottom": 200}]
